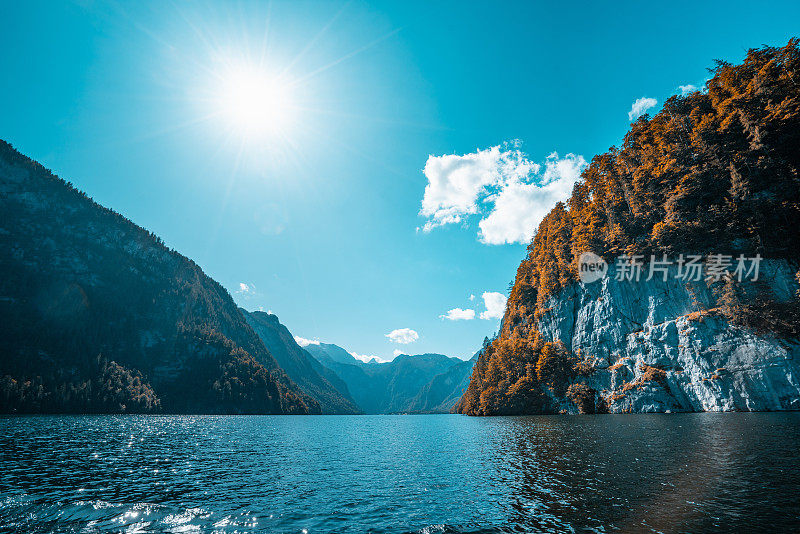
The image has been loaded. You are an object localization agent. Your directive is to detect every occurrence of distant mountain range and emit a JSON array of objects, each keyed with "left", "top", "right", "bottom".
[
  {"left": 242, "top": 311, "right": 361, "bottom": 414},
  {"left": 406, "top": 354, "right": 477, "bottom": 413},
  {"left": 303, "top": 342, "right": 476, "bottom": 414}
]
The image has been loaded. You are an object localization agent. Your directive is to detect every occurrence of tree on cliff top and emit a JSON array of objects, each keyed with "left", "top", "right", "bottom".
[{"left": 456, "top": 39, "right": 800, "bottom": 416}]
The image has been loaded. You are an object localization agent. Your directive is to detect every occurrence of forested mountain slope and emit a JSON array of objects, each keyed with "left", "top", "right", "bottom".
[
  {"left": 243, "top": 310, "right": 361, "bottom": 414},
  {"left": 0, "top": 140, "right": 318, "bottom": 414},
  {"left": 456, "top": 40, "right": 800, "bottom": 416},
  {"left": 406, "top": 351, "right": 478, "bottom": 413}
]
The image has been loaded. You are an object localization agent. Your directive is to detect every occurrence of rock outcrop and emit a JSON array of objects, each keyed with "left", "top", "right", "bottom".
[
  {"left": 536, "top": 261, "right": 800, "bottom": 413},
  {"left": 456, "top": 40, "right": 800, "bottom": 415}
]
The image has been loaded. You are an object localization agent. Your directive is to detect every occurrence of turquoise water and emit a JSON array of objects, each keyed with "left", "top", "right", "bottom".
[{"left": 1, "top": 413, "right": 799, "bottom": 533}]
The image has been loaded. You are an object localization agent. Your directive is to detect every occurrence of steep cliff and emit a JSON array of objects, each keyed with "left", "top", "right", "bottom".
[
  {"left": 532, "top": 261, "right": 797, "bottom": 413},
  {"left": 456, "top": 40, "right": 800, "bottom": 415},
  {"left": 0, "top": 140, "right": 318, "bottom": 414}
]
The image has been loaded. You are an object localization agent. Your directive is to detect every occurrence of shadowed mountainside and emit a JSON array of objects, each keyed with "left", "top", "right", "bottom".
[
  {"left": 407, "top": 351, "right": 479, "bottom": 413},
  {"left": 304, "top": 343, "right": 475, "bottom": 413},
  {"left": 0, "top": 140, "right": 318, "bottom": 414},
  {"left": 242, "top": 310, "right": 361, "bottom": 414}
]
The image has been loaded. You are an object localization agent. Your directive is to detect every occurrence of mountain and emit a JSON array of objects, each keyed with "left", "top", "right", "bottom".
[
  {"left": 407, "top": 351, "right": 479, "bottom": 413},
  {"left": 242, "top": 310, "right": 361, "bottom": 414},
  {"left": 0, "top": 140, "right": 318, "bottom": 414},
  {"left": 378, "top": 353, "right": 465, "bottom": 413},
  {"left": 304, "top": 343, "right": 473, "bottom": 413},
  {"left": 303, "top": 345, "right": 384, "bottom": 413},
  {"left": 304, "top": 342, "right": 362, "bottom": 366},
  {"left": 456, "top": 40, "right": 800, "bottom": 416}
]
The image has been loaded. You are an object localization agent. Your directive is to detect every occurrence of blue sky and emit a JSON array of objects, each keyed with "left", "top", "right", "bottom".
[{"left": 2, "top": 1, "right": 799, "bottom": 361}]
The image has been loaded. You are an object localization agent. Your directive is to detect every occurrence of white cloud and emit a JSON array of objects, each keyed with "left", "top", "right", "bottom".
[
  {"left": 469, "top": 294, "right": 475, "bottom": 301},
  {"left": 628, "top": 97, "right": 658, "bottom": 121},
  {"left": 393, "top": 349, "right": 405, "bottom": 358},
  {"left": 440, "top": 308, "right": 476, "bottom": 321},
  {"left": 478, "top": 152, "right": 586, "bottom": 245},
  {"left": 385, "top": 328, "right": 419, "bottom": 344},
  {"left": 678, "top": 84, "right": 697, "bottom": 96},
  {"left": 235, "top": 282, "right": 262, "bottom": 300},
  {"left": 419, "top": 142, "right": 586, "bottom": 245},
  {"left": 420, "top": 145, "right": 529, "bottom": 231},
  {"left": 294, "top": 336, "right": 320, "bottom": 347},
  {"left": 480, "top": 291, "right": 507, "bottom": 320},
  {"left": 350, "top": 351, "right": 389, "bottom": 364}
]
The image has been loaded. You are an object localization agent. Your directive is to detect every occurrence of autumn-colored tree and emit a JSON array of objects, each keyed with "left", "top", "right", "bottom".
[{"left": 456, "top": 39, "right": 800, "bottom": 416}]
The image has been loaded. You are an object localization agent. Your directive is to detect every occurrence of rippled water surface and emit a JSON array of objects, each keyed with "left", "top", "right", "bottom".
[{"left": 1, "top": 413, "right": 799, "bottom": 533}]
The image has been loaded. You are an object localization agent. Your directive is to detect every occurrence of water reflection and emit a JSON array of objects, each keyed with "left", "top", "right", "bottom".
[{"left": 486, "top": 414, "right": 800, "bottom": 532}]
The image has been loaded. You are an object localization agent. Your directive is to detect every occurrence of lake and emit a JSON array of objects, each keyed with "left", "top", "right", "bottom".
[{"left": 1, "top": 413, "right": 799, "bottom": 533}]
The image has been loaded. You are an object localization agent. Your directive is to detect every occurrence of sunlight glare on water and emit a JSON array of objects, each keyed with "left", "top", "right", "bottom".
[{"left": 1, "top": 414, "right": 799, "bottom": 533}]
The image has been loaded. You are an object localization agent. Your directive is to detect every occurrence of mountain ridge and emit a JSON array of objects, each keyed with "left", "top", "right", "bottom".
[
  {"left": 242, "top": 310, "right": 361, "bottom": 414},
  {"left": 304, "top": 343, "right": 475, "bottom": 413},
  {"left": 0, "top": 139, "right": 318, "bottom": 414}
]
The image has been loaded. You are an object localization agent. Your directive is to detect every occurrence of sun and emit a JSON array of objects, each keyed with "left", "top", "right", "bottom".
[{"left": 214, "top": 63, "right": 295, "bottom": 138}]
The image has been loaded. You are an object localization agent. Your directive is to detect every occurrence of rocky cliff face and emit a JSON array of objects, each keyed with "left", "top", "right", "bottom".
[
  {"left": 536, "top": 261, "right": 800, "bottom": 413},
  {"left": 455, "top": 41, "right": 800, "bottom": 416}
]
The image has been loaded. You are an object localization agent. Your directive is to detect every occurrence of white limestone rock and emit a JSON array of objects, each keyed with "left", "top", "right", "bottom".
[{"left": 538, "top": 260, "right": 800, "bottom": 413}]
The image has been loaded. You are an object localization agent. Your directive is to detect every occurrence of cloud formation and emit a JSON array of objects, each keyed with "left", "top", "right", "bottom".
[
  {"left": 350, "top": 351, "right": 388, "bottom": 364},
  {"left": 628, "top": 97, "right": 657, "bottom": 120},
  {"left": 235, "top": 282, "right": 262, "bottom": 300},
  {"left": 294, "top": 336, "right": 320, "bottom": 347},
  {"left": 678, "top": 84, "right": 697, "bottom": 96},
  {"left": 385, "top": 328, "right": 419, "bottom": 344},
  {"left": 440, "top": 308, "right": 476, "bottom": 321},
  {"left": 479, "top": 291, "right": 507, "bottom": 320},
  {"left": 478, "top": 152, "right": 586, "bottom": 244},
  {"left": 420, "top": 142, "right": 586, "bottom": 245}
]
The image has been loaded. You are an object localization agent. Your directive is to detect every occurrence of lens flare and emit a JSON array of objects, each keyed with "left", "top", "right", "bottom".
[{"left": 214, "top": 63, "right": 295, "bottom": 138}]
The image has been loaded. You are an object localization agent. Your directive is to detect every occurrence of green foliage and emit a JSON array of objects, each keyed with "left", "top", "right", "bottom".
[
  {"left": 160, "top": 328, "right": 320, "bottom": 415},
  {"left": 0, "top": 138, "right": 315, "bottom": 414},
  {"left": 0, "top": 355, "right": 160, "bottom": 413}
]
